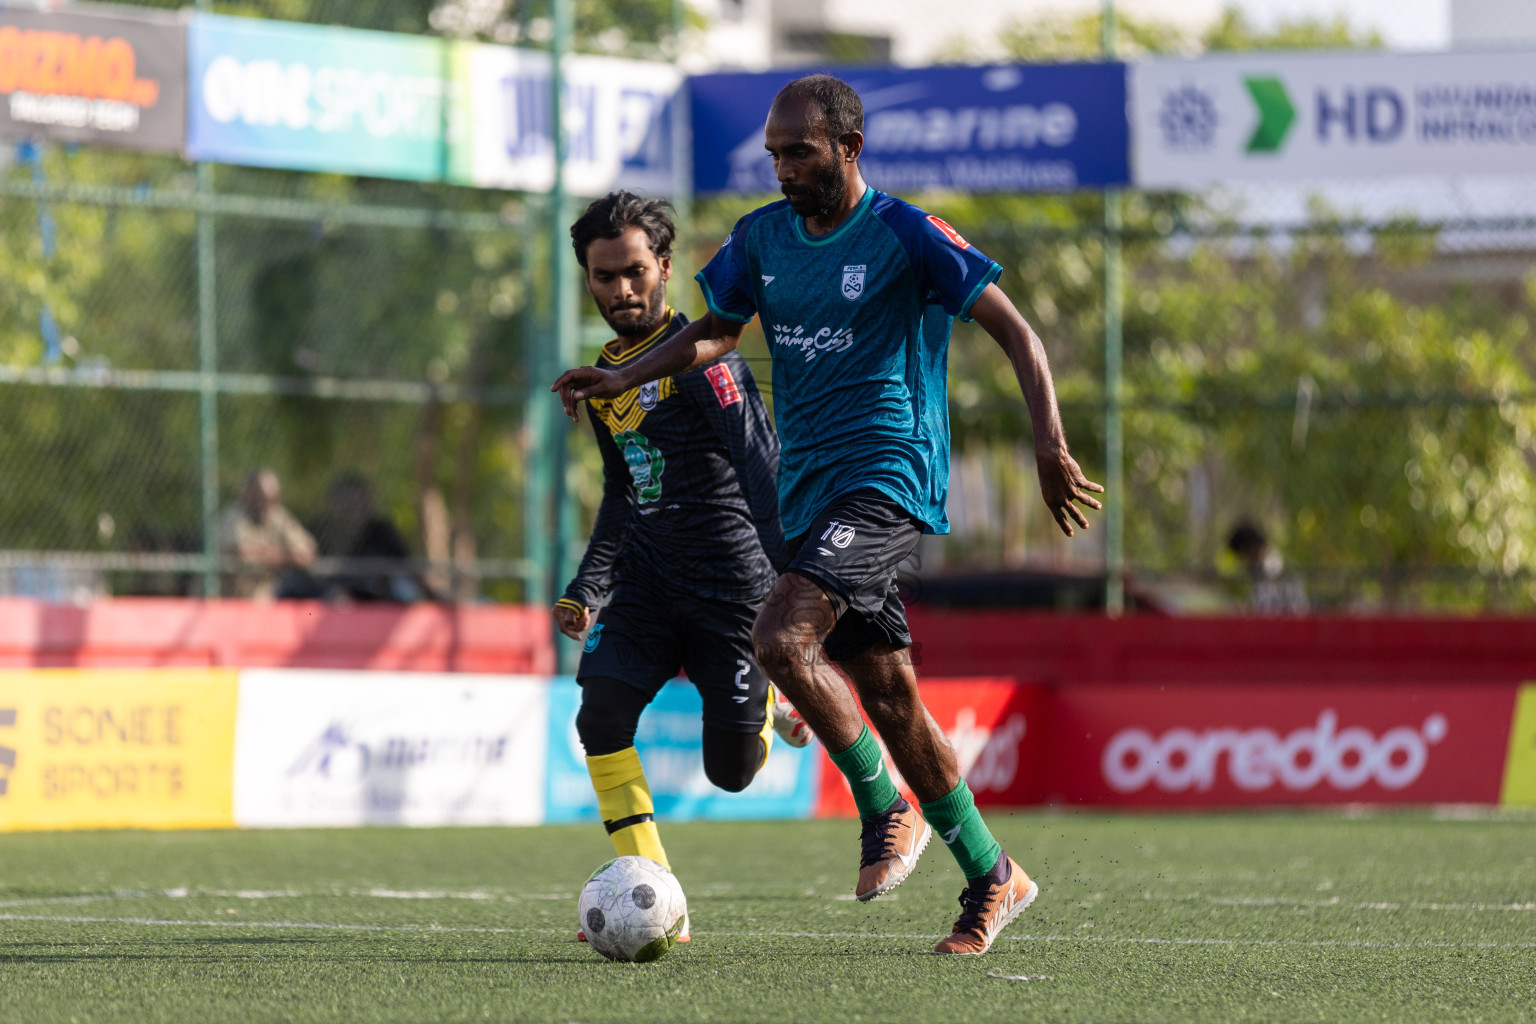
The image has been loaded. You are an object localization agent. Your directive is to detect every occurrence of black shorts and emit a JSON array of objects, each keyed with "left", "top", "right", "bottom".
[
  {"left": 785, "top": 489, "right": 923, "bottom": 663},
  {"left": 576, "top": 582, "right": 769, "bottom": 733}
]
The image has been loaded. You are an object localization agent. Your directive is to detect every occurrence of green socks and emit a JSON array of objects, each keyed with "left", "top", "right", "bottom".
[
  {"left": 920, "top": 779, "right": 1003, "bottom": 882},
  {"left": 827, "top": 726, "right": 901, "bottom": 820}
]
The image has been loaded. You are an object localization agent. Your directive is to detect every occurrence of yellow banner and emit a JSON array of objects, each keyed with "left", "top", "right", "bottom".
[
  {"left": 1500, "top": 683, "right": 1536, "bottom": 807},
  {"left": 0, "top": 669, "right": 237, "bottom": 831}
]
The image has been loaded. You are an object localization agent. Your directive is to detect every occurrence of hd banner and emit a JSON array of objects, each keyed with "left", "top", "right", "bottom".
[
  {"left": 0, "top": 3, "right": 186, "bottom": 151},
  {"left": 0, "top": 669, "right": 237, "bottom": 832},
  {"left": 1132, "top": 50, "right": 1536, "bottom": 187},
  {"left": 689, "top": 62, "right": 1129, "bottom": 195}
]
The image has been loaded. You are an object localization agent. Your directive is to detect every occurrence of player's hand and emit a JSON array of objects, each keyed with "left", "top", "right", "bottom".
[
  {"left": 553, "top": 602, "right": 592, "bottom": 641},
  {"left": 551, "top": 366, "right": 628, "bottom": 422},
  {"left": 1036, "top": 447, "right": 1104, "bottom": 537}
]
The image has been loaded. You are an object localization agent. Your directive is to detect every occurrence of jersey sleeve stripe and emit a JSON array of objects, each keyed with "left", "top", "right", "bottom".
[
  {"left": 694, "top": 271, "right": 755, "bottom": 324},
  {"left": 956, "top": 261, "right": 1003, "bottom": 322}
]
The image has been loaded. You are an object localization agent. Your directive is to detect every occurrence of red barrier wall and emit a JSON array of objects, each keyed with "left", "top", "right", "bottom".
[{"left": 0, "top": 599, "right": 553, "bottom": 674}]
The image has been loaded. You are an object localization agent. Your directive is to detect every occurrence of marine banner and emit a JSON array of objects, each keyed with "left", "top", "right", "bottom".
[
  {"left": 0, "top": 668, "right": 237, "bottom": 832},
  {"left": 544, "top": 678, "right": 819, "bottom": 824},
  {"left": 1132, "top": 50, "right": 1536, "bottom": 187},
  {"left": 689, "top": 62, "right": 1129, "bottom": 195},
  {"left": 231, "top": 669, "right": 548, "bottom": 827},
  {"left": 0, "top": 3, "right": 186, "bottom": 152}
]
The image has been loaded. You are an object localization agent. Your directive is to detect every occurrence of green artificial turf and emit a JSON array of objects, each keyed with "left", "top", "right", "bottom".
[{"left": 1, "top": 811, "right": 1533, "bottom": 1023}]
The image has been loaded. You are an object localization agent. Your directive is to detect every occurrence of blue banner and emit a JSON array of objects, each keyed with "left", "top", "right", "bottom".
[
  {"left": 544, "top": 678, "right": 819, "bottom": 824},
  {"left": 689, "top": 62, "right": 1128, "bottom": 194}
]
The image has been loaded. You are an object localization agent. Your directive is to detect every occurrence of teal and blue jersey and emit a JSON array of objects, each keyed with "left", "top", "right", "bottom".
[{"left": 696, "top": 186, "right": 1002, "bottom": 537}]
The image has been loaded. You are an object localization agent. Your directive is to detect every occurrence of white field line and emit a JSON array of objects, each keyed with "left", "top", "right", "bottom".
[{"left": 2, "top": 913, "right": 1535, "bottom": 951}]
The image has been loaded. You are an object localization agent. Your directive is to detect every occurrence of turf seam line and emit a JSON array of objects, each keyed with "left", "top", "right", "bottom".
[{"left": 4, "top": 914, "right": 1534, "bottom": 950}]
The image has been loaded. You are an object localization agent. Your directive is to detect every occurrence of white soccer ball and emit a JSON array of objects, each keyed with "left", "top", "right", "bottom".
[{"left": 577, "top": 855, "right": 688, "bottom": 962}]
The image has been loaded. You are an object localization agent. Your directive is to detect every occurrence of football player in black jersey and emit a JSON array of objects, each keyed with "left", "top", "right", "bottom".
[{"left": 556, "top": 193, "right": 811, "bottom": 936}]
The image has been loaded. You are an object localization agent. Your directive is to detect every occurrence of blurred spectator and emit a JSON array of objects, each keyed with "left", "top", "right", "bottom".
[
  {"left": 219, "top": 468, "right": 317, "bottom": 600},
  {"left": 313, "top": 474, "right": 423, "bottom": 602},
  {"left": 1228, "top": 520, "right": 1308, "bottom": 615}
]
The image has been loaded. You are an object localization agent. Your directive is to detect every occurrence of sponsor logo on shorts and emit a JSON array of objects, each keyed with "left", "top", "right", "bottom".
[
  {"left": 583, "top": 624, "right": 605, "bottom": 654},
  {"left": 704, "top": 363, "right": 742, "bottom": 408},
  {"left": 822, "top": 521, "right": 856, "bottom": 549},
  {"left": 1101, "top": 710, "right": 1449, "bottom": 795}
]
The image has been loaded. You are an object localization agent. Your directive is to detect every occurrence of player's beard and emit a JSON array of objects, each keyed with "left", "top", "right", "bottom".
[
  {"left": 782, "top": 149, "right": 848, "bottom": 221},
  {"left": 601, "top": 285, "right": 667, "bottom": 339}
]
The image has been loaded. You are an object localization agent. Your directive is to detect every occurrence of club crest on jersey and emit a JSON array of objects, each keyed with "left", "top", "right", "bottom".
[
  {"left": 638, "top": 380, "right": 661, "bottom": 411},
  {"left": 841, "top": 264, "right": 866, "bottom": 301}
]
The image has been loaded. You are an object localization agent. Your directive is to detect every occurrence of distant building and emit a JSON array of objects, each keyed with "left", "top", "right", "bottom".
[
  {"left": 682, "top": 0, "right": 1223, "bottom": 71},
  {"left": 1452, "top": 0, "right": 1536, "bottom": 48}
]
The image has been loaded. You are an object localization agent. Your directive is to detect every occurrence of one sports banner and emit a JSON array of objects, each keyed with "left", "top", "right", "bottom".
[
  {"left": 187, "top": 13, "right": 461, "bottom": 181},
  {"left": 689, "top": 62, "right": 1129, "bottom": 195},
  {"left": 544, "top": 678, "right": 819, "bottom": 823},
  {"left": 0, "top": 668, "right": 238, "bottom": 832},
  {"left": 0, "top": 2, "right": 186, "bottom": 152},
  {"left": 1132, "top": 50, "right": 1536, "bottom": 187},
  {"left": 232, "top": 669, "right": 549, "bottom": 827}
]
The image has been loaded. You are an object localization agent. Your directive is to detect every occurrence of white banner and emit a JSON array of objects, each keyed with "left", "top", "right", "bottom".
[
  {"left": 233, "top": 670, "right": 548, "bottom": 827},
  {"left": 459, "top": 45, "right": 679, "bottom": 196},
  {"left": 1132, "top": 51, "right": 1536, "bottom": 188}
]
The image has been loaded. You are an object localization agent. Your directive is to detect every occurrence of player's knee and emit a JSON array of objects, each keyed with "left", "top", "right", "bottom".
[
  {"left": 702, "top": 729, "right": 762, "bottom": 793},
  {"left": 575, "top": 683, "right": 643, "bottom": 756}
]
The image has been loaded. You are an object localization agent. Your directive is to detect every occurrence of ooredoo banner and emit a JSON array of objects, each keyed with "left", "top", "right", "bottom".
[
  {"left": 1050, "top": 684, "right": 1520, "bottom": 806},
  {"left": 690, "top": 62, "right": 1129, "bottom": 195},
  {"left": 815, "top": 679, "right": 1046, "bottom": 817},
  {"left": 1132, "top": 50, "right": 1536, "bottom": 187},
  {"left": 232, "top": 669, "right": 549, "bottom": 827},
  {"left": 0, "top": 668, "right": 237, "bottom": 832},
  {"left": 0, "top": 3, "right": 186, "bottom": 152},
  {"left": 544, "top": 678, "right": 818, "bottom": 823}
]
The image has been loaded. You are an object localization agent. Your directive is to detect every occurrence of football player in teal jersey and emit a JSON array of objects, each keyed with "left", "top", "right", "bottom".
[{"left": 555, "top": 75, "right": 1103, "bottom": 955}]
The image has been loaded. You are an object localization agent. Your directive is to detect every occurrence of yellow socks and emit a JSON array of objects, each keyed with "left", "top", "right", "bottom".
[{"left": 586, "top": 747, "right": 669, "bottom": 869}]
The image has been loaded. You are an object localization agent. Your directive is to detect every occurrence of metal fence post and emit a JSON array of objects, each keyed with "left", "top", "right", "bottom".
[
  {"left": 1102, "top": 0, "right": 1125, "bottom": 616},
  {"left": 196, "top": 161, "right": 220, "bottom": 599},
  {"left": 550, "top": 0, "right": 579, "bottom": 671}
]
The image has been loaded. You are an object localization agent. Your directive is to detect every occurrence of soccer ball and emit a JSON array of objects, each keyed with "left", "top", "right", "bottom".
[{"left": 577, "top": 855, "right": 688, "bottom": 962}]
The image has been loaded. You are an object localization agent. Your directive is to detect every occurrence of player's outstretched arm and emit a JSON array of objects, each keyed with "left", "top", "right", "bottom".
[
  {"left": 551, "top": 312, "right": 746, "bottom": 422},
  {"left": 969, "top": 283, "right": 1105, "bottom": 537}
]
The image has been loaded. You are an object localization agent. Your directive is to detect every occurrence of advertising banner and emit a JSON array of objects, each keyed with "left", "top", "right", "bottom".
[
  {"left": 1132, "top": 51, "right": 1536, "bottom": 187},
  {"left": 0, "top": 668, "right": 237, "bottom": 832},
  {"left": 544, "top": 678, "right": 818, "bottom": 823},
  {"left": 815, "top": 679, "right": 1046, "bottom": 817},
  {"left": 187, "top": 13, "right": 460, "bottom": 181},
  {"left": 458, "top": 44, "right": 679, "bottom": 195},
  {"left": 1050, "top": 684, "right": 1519, "bottom": 807},
  {"left": 690, "top": 62, "right": 1128, "bottom": 195},
  {"left": 1501, "top": 683, "right": 1536, "bottom": 806},
  {"left": 232, "top": 670, "right": 548, "bottom": 827},
  {"left": 0, "top": 3, "right": 186, "bottom": 152}
]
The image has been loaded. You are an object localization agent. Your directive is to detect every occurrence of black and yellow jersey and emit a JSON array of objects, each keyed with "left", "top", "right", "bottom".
[{"left": 558, "top": 310, "right": 786, "bottom": 609}]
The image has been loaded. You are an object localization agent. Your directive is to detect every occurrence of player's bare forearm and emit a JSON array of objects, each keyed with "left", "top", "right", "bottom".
[
  {"left": 551, "top": 313, "right": 745, "bottom": 421},
  {"left": 970, "top": 283, "right": 1105, "bottom": 537}
]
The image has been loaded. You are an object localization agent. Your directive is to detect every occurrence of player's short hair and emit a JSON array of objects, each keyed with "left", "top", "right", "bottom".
[
  {"left": 773, "top": 74, "right": 865, "bottom": 145},
  {"left": 570, "top": 191, "right": 676, "bottom": 269}
]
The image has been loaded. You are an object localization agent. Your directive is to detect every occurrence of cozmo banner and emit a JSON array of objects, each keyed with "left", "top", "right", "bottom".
[
  {"left": 0, "top": 3, "right": 186, "bottom": 152},
  {"left": 544, "top": 678, "right": 818, "bottom": 823},
  {"left": 689, "top": 62, "right": 1129, "bottom": 195},
  {"left": 232, "top": 670, "right": 549, "bottom": 827},
  {"left": 1132, "top": 50, "right": 1536, "bottom": 187},
  {"left": 0, "top": 669, "right": 237, "bottom": 832}
]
